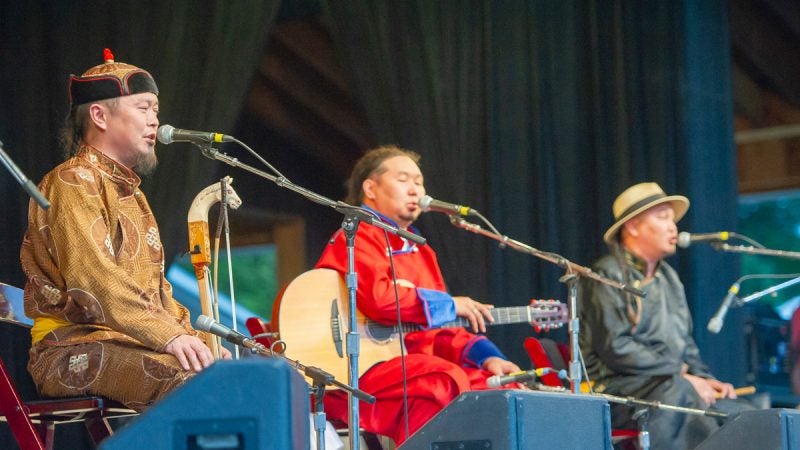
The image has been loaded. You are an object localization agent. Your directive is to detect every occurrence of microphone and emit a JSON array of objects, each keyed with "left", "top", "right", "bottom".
[
  {"left": 707, "top": 282, "right": 739, "bottom": 334},
  {"left": 486, "top": 367, "right": 567, "bottom": 388},
  {"left": 195, "top": 315, "right": 262, "bottom": 350},
  {"left": 419, "top": 195, "right": 475, "bottom": 216},
  {"left": 156, "top": 124, "right": 233, "bottom": 145},
  {"left": 677, "top": 231, "right": 731, "bottom": 248}
]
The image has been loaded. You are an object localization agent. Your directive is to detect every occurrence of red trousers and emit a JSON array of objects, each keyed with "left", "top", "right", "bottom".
[{"left": 323, "top": 354, "right": 502, "bottom": 445}]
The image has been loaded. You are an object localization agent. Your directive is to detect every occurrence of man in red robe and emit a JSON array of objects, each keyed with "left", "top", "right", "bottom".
[{"left": 316, "top": 145, "right": 520, "bottom": 444}]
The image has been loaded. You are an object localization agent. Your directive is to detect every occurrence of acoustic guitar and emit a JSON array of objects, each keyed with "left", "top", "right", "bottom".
[{"left": 273, "top": 269, "right": 568, "bottom": 382}]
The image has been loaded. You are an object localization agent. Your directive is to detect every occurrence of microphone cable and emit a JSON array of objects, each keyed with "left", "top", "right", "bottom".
[
  {"left": 381, "top": 226, "right": 412, "bottom": 442},
  {"left": 193, "top": 135, "right": 290, "bottom": 182},
  {"left": 717, "top": 233, "right": 764, "bottom": 248},
  {"left": 470, "top": 209, "right": 502, "bottom": 236}
]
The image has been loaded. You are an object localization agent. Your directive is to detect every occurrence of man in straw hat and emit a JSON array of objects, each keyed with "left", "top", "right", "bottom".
[
  {"left": 20, "top": 49, "right": 229, "bottom": 411},
  {"left": 578, "top": 182, "right": 738, "bottom": 449}
]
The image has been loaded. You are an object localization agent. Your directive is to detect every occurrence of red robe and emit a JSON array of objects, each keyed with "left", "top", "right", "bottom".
[{"left": 315, "top": 209, "right": 507, "bottom": 444}]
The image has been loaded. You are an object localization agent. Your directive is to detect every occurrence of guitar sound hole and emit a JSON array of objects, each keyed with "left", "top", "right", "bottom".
[{"left": 365, "top": 320, "right": 394, "bottom": 343}]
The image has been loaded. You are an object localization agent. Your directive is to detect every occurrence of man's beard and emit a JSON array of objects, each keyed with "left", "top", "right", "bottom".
[
  {"left": 133, "top": 152, "right": 158, "bottom": 176},
  {"left": 399, "top": 210, "right": 420, "bottom": 225}
]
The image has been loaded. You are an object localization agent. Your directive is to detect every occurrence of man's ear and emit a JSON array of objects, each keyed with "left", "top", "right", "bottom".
[
  {"left": 87, "top": 103, "right": 110, "bottom": 131},
  {"left": 362, "top": 178, "right": 377, "bottom": 200},
  {"left": 622, "top": 219, "right": 639, "bottom": 238}
]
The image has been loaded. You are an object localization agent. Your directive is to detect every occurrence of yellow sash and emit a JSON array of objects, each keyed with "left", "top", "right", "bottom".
[{"left": 31, "top": 316, "right": 71, "bottom": 344}]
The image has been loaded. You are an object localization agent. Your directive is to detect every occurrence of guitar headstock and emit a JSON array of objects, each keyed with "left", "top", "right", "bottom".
[{"left": 527, "top": 300, "right": 568, "bottom": 332}]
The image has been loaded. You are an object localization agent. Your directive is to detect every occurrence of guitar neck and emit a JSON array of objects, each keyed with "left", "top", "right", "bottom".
[
  {"left": 389, "top": 303, "right": 565, "bottom": 334},
  {"left": 441, "top": 306, "right": 537, "bottom": 329}
]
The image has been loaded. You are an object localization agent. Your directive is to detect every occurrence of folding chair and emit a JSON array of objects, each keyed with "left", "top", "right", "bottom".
[
  {"left": 0, "top": 281, "right": 31, "bottom": 325},
  {"left": 0, "top": 286, "right": 136, "bottom": 450}
]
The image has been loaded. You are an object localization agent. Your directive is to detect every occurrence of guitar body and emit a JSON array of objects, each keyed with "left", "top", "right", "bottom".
[
  {"left": 275, "top": 268, "right": 401, "bottom": 382},
  {"left": 274, "top": 269, "right": 567, "bottom": 385}
]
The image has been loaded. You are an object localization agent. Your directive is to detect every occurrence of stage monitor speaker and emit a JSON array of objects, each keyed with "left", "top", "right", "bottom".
[
  {"left": 400, "top": 390, "right": 612, "bottom": 450},
  {"left": 696, "top": 409, "right": 800, "bottom": 450},
  {"left": 100, "top": 358, "right": 310, "bottom": 450}
]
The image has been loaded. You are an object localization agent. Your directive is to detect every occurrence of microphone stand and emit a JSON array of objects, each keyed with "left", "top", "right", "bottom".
[
  {"left": 197, "top": 144, "right": 423, "bottom": 450},
  {"left": 594, "top": 392, "right": 729, "bottom": 450},
  {"left": 223, "top": 336, "right": 376, "bottom": 450},
  {"left": 449, "top": 216, "right": 645, "bottom": 394},
  {"left": 710, "top": 242, "right": 800, "bottom": 260},
  {"left": 0, "top": 140, "right": 49, "bottom": 209},
  {"left": 737, "top": 275, "right": 800, "bottom": 306}
]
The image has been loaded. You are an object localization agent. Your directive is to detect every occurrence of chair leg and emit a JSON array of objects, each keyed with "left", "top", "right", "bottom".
[
  {"left": 0, "top": 359, "right": 45, "bottom": 450},
  {"left": 637, "top": 429, "right": 650, "bottom": 450},
  {"left": 4, "top": 418, "right": 45, "bottom": 450},
  {"left": 36, "top": 421, "right": 56, "bottom": 450},
  {"left": 84, "top": 415, "right": 114, "bottom": 445},
  {"left": 363, "top": 431, "right": 389, "bottom": 450}
]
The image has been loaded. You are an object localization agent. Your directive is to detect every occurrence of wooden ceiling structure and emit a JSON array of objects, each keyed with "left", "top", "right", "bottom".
[
  {"left": 241, "top": 1, "right": 800, "bottom": 194},
  {"left": 730, "top": 0, "right": 800, "bottom": 192}
]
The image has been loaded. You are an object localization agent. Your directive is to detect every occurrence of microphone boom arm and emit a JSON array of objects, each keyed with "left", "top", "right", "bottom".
[
  {"left": 197, "top": 315, "right": 375, "bottom": 403},
  {"left": 738, "top": 275, "right": 800, "bottom": 305},
  {"left": 596, "top": 392, "right": 728, "bottom": 419},
  {"left": 448, "top": 215, "right": 644, "bottom": 397},
  {"left": 249, "top": 342, "right": 376, "bottom": 403},
  {"left": 0, "top": 140, "right": 49, "bottom": 209},
  {"left": 448, "top": 216, "right": 644, "bottom": 297},
  {"left": 198, "top": 146, "right": 425, "bottom": 245},
  {"left": 711, "top": 242, "right": 800, "bottom": 260}
]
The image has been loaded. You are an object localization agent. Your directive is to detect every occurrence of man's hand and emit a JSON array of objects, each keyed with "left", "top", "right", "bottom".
[
  {"left": 706, "top": 377, "right": 737, "bottom": 399},
  {"left": 164, "top": 335, "right": 217, "bottom": 372},
  {"left": 453, "top": 296, "right": 494, "bottom": 333},
  {"left": 683, "top": 373, "right": 737, "bottom": 405},
  {"left": 482, "top": 356, "right": 521, "bottom": 376},
  {"left": 393, "top": 279, "right": 416, "bottom": 289}
]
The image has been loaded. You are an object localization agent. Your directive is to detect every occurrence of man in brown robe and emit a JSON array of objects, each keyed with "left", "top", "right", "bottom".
[{"left": 20, "top": 49, "right": 229, "bottom": 411}]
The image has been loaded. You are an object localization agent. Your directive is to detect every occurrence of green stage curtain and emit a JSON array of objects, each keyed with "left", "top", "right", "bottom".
[
  {"left": 323, "top": 0, "right": 742, "bottom": 381},
  {"left": 0, "top": 0, "right": 281, "bottom": 283}
]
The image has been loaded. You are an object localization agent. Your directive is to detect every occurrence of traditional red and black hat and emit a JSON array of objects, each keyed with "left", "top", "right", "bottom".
[{"left": 68, "top": 48, "right": 158, "bottom": 107}]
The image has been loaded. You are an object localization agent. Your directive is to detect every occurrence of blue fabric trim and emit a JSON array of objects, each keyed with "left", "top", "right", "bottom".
[
  {"left": 465, "top": 336, "right": 506, "bottom": 368},
  {"left": 391, "top": 245, "right": 419, "bottom": 256},
  {"left": 417, "top": 287, "right": 455, "bottom": 327}
]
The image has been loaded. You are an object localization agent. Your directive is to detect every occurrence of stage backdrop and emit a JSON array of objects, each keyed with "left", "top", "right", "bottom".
[
  {"left": 0, "top": 0, "right": 742, "bottom": 383},
  {"left": 322, "top": 0, "right": 742, "bottom": 381},
  {"left": 0, "top": 0, "right": 281, "bottom": 284}
]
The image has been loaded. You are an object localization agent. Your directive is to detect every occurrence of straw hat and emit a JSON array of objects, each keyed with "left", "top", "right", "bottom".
[{"left": 603, "top": 182, "right": 689, "bottom": 244}]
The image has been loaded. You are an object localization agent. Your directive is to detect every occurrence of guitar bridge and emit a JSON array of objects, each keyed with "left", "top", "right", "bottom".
[{"left": 330, "top": 299, "right": 344, "bottom": 358}]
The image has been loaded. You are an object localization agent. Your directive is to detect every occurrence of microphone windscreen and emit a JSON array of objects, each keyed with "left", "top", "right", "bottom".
[
  {"left": 677, "top": 231, "right": 692, "bottom": 248},
  {"left": 418, "top": 195, "right": 433, "bottom": 211},
  {"left": 486, "top": 376, "right": 502, "bottom": 389},
  {"left": 156, "top": 125, "right": 174, "bottom": 144},
  {"left": 195, "top": 314, "right": 213, "bottom": 331},
  {"left": 707, "top": 317, "right": 723, "bottom": 334}
]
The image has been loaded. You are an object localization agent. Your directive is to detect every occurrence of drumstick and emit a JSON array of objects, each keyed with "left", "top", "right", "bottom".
[{"left": 715, "top": 385, "right": 756, "bottom": 398}]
